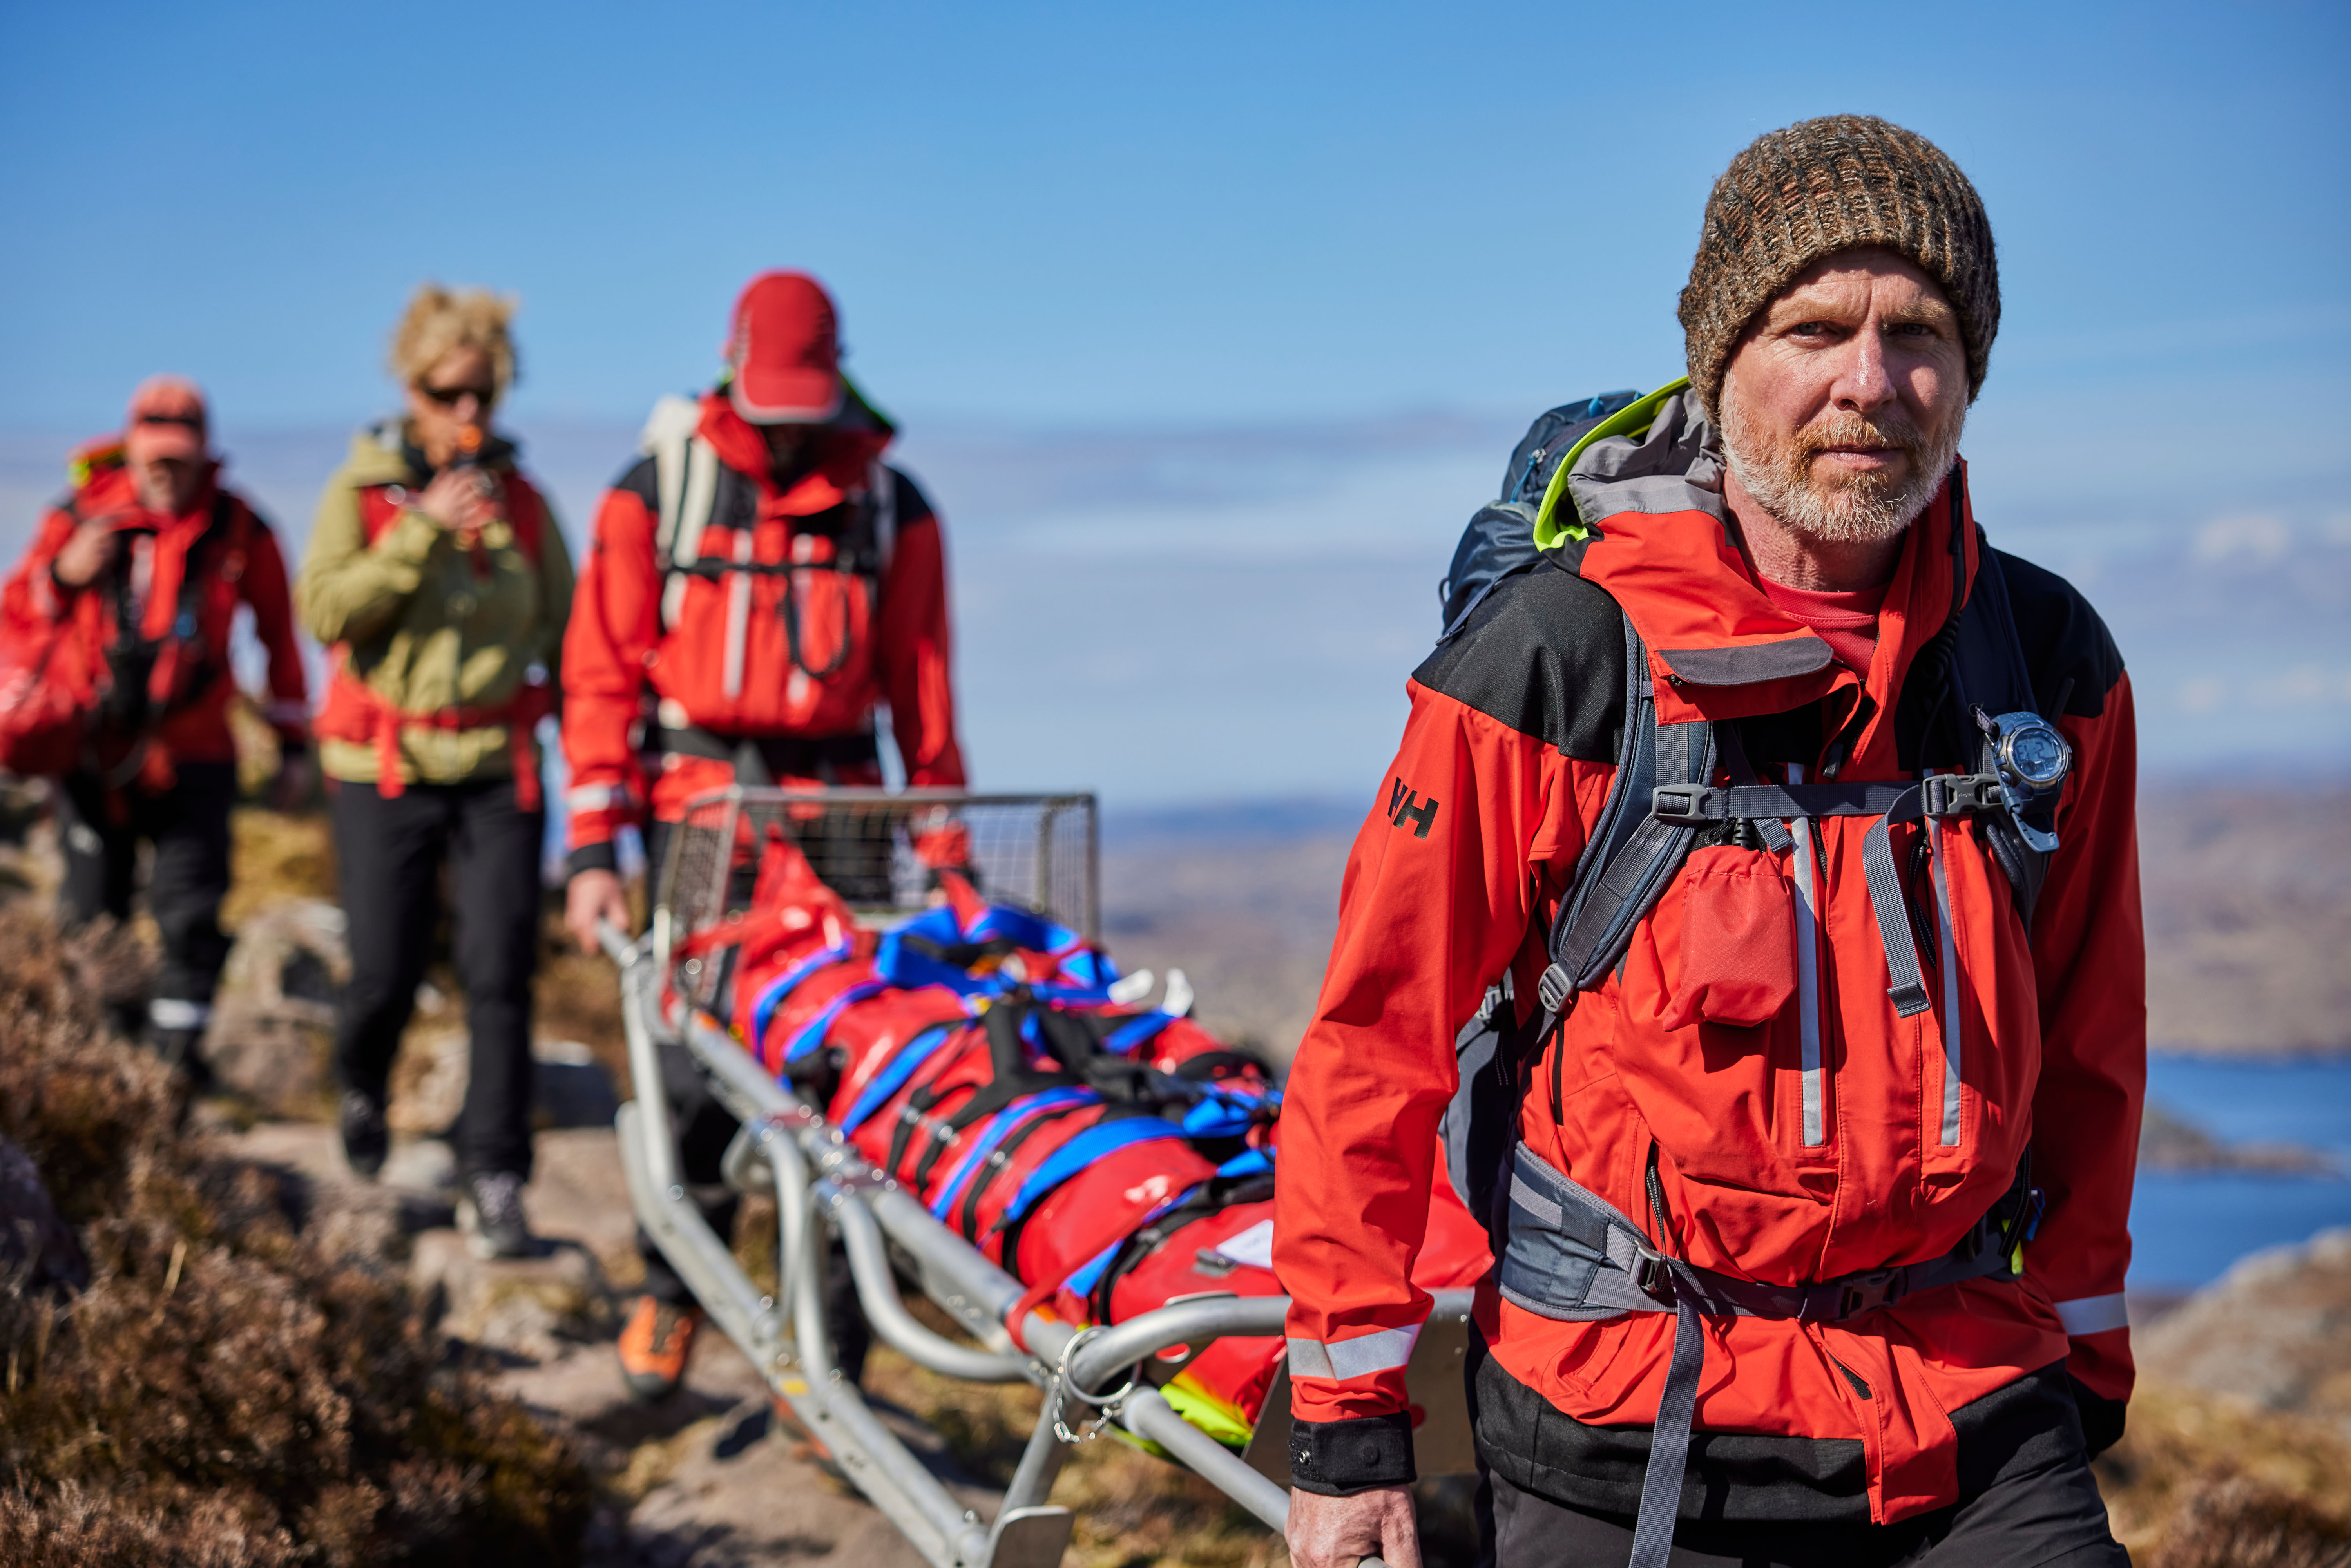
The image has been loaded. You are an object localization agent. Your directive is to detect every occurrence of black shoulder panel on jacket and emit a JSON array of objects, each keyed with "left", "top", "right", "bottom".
[
  {"left": 1411, "top": 561, "right": 1626, "bottom": 761},
  {"left": 613, "top": 454, "right": 658, "bottom": 508},
  {"left": 1993, "top": 548, "right": 2125, "bottom": 719},
  {"left": 888, "top": 465, "right": 936, "bottom": 528}
]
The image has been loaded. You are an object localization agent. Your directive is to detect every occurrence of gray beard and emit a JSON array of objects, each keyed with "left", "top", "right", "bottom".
[{"left": 1719, "top": 387, "right": 1965, "bottom": 546}]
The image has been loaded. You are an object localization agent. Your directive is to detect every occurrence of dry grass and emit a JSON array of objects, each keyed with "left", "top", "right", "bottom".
[
  {"left": 219, "top": 808, "right": 337, "bottom": 931},
  {"left": 2097, "top": 1382, "right": 2351, "bottom": 1566},
  {"left": 0, "top": 909, "right": 594, "bottom": 1565}
]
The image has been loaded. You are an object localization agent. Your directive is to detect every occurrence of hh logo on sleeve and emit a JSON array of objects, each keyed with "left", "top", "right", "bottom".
[{"left": 1387, "top": 778, "right": 1439, "bottom": 839}]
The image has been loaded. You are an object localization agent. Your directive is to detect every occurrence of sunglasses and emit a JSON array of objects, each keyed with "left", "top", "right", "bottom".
[{"left": 416, "top": 382, "right": 496, "bottom": 407}]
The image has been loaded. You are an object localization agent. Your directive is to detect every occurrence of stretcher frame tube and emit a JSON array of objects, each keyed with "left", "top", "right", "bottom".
[
  {"left": 608, "top": 933, "right": 1004, "bottom": 1568},
  {"left": 607, "top": 927, "right": 1401, "bottom": 1564},
  {"left": 824, "top": 1176, "right": 1035, "bottom": 1382},
  {"left": 1118, "top": 1389, "right": 1292, "bottom": 1532},
  {"left": 1065, "top": 1295, "right": 1289, "bottom": 1391},
  {"left": 773, "top": 1112, "right": 998, "bottom": 1568}
]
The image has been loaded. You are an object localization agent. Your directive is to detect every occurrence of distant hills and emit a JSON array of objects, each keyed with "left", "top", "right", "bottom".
[{"left": 1105, "top": 782, "right": 2351, "bottom": 1061}]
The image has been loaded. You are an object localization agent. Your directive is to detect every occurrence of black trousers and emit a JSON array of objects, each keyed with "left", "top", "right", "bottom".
[
  {"left": 331, "top": 776, "right": 543, "bottom": 1179},
  {"left": 1489, "top": 1443, "right": 2127, "bottom": 1568},
  {"left": 57, "top": 761, "right": 237, "bottom": 1027}
]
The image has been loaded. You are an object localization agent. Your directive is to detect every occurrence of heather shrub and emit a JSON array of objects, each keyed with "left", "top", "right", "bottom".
[{"left": 0, "top": 909, "right": 592, "bottom": 1564}]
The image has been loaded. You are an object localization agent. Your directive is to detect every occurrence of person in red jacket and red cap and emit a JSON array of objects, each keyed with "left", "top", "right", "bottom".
[
  {"left": 560, "top": 270, "right": 966, "bottom": 1400},
  {"left": 1, "top": 376, "right": 310, "bottom": 1077}
]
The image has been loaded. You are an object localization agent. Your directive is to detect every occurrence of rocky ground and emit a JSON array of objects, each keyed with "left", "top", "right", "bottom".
[{"left": 216, "top": 1116, "right": 955, "bottom": 1568}]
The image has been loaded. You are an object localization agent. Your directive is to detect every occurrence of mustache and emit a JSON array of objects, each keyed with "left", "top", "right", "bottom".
[{"left": 1790, "top": 409, "right": 1930, "bottom": 465}]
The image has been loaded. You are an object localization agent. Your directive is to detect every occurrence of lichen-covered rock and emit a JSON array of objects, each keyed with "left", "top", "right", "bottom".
[{"left": 203, "top": 897, "right": 349, "bottom": 1118}]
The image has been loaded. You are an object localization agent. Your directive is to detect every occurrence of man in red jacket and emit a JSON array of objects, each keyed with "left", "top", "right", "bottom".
[
  {"left": 561, "top": 270, "right": 966, "bottom": 1399},
  {"left": 2, "top": 376, "right": 310, "bottom": 1076},
  {"left": 1279, "top": 118, "right": 2138, "bottom": 1568}
]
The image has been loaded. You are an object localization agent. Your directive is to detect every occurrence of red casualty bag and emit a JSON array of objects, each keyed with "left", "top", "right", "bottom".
[
  {"left": 1661, "top": 844, "right": 1799, "bottom": 1030},
  {"left": 0, "top": 612, "right": 98, "bottom": 777}
]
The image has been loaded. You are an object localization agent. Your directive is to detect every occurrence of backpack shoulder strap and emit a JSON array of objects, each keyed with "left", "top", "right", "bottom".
[
  {"left": 1536, "top": 617, "right": 1717, "bottom": 1013},
  {"left": 868, "top": 460, "right": 898, "bottom": 575},
  {"left": 1945, "top": 533, "right": 2056, "bottom": 924},
  {"left": 640, "top": 395, "right": 721, "bottom": 629},
  {"left": 498, "top": 471, "right": 546, "bottom": 565}
]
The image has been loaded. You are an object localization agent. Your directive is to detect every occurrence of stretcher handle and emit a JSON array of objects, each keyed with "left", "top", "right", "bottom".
[{"left": 596, "top": 918, "right": 645, "bottom": 967}]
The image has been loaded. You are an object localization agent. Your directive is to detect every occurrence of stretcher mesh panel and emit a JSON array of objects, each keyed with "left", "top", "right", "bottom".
[{"left": 657, "top": 788, "right": 1097, "bottom": 960}]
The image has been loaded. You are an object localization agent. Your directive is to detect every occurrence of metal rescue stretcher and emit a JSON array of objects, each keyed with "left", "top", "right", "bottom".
[{"left": 601, "top": 788, "right": 1469, "bottom": 1567}]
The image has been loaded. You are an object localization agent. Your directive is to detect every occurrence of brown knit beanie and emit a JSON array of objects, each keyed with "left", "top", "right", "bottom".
[{"left": 1679, "top": 115, "right": 1999, "bottom": 423}]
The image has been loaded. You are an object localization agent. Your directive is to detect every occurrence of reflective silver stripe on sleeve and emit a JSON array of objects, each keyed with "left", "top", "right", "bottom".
[
  {"left": 566, "top": 784, "right": 618, "bottom": 813},
  {"left": 1929, "top": 791, "right": 1963, "bottom": 1146},
  {"left": 2055, "top": 1293, "right": 2130, "bottom": 1336},
  {"left": 1287, "top": 1324, "right": 1422, "bottom": 1382},
  {"left": 1788, "top": 764, "right": 1824, "bottom": 1147}
]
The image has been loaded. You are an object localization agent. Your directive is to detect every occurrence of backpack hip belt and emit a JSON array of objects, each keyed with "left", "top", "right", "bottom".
[
  {"left": 654, "top": 722, "right": 879, "bottom": 785},
  {"left": 1498, "top": 1138, "right": 2041, "bottom": 1568},
  {"left": 324, "top": 679, "right": 554, "bottom": 811}
]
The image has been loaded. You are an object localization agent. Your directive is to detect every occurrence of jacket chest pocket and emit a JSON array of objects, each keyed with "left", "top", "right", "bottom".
[
  {"left": 659, "top": 527, "right": 877, "bottom": 726},
  {"left": 429, "top": 547, "right": 536, "bottom": 645},
  {"left": 1662, "top": 845, "right": 1798, "bottom": 1030}
]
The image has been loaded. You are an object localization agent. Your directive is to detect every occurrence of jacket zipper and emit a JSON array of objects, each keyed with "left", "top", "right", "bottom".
[
  {"left": 1926, "top": 780, "right": 1963, "bottom": 1146},
  {"left": 1787, "top": 763, "right": 1826, "bottom": 1148},
  {"left": 1826, "top": 1350, "right": 1873, "bottom": 1400}
]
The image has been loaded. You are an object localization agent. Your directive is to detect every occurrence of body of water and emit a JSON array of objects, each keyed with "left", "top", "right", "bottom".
[{"left": 2129, "top": 1055, "right": 2351, "bottom": 1289}]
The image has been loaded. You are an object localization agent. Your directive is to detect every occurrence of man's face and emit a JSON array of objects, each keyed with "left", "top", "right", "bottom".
[
  {"left": 1717, "top": 247, "right": 1970, "bottom": 545},
  {"left": 130, "top": 452, "right": 206, "bottom": 515},
  {"left": 759, "top": 422, "right": 817, "bottom": 477}
]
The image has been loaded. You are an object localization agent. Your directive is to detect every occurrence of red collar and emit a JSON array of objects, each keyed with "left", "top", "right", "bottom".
[
  {"left": 696, "top": 391, "right": 891, "bottom": 516},
  {"left": 1572, "top": 465, "right": 1978, "bottom": 766}
]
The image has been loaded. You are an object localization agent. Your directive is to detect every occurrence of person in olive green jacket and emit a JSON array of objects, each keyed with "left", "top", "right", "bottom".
[{"left": 296, "top": 283, "right": 574, "bottom": 1259}]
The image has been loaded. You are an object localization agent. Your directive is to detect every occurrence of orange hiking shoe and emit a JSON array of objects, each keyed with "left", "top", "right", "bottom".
[{"left": 618, "top": 1295, "right": 702, "bottom": 1403}]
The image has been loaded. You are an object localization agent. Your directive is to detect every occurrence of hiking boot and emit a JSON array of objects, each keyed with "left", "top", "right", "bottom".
[
  {"left": 456, "top": 1169, "right": 533, "bottom": 1260},
  {"left": 617, "top": 1295, "right": 702, "bottom": 1403},
  {"left": 339, "top": 1089, "right": 388, "bottom": 1179}
]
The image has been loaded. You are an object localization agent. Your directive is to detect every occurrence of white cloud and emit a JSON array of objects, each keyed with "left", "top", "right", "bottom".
[{"left": 2193, "top": 514, "right": 2293, "bottom": 565}]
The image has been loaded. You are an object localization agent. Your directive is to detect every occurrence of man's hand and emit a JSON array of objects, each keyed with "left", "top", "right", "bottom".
[
  {"left": 51, "top": 518, "right": 119, "bottom": 588},
  {"left": 566, "top": 867, "right": 631, "bottom": 953},
  {"left": 1287, "top": 1486, "right": 1420, "bottom": 1568},
  {"left": 414, "top": 466, "right": 498, "bottom": 540}
]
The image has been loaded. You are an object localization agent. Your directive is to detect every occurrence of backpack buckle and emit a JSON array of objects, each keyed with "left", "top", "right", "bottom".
[
  {"left": 1922, "top": 773, "right": 2003, "bottom": 817},
  {"left": 1631, "top": 1249, "right": 1671, "bottom": 1301},
  {"left": 1535, "top": 963, "right": 1574, "bottom": 1016},
  {"left": 1650, "top": 784, "right": 1720, "bottom": 824}
]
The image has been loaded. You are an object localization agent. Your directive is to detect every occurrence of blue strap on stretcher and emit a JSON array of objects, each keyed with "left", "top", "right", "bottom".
[
  {"left": 838, "top": 1022, "right": 958, "bottom": 1135},
  {"left": 929, "top": 1086, "right": 1101, "bottom": 1219},
  {"left": 783, "top": 980, "right": 890, "bottom": 1063},
  {"left": 999, "top": 1117, "right": 1187, "bottom": 1228},
  {"left": 1104, "top": 1010, "right": 1178, "bottom": 1055},
  {"left": 750, "top": 936, "right": 854, "bottom": 1045},
  {"left": 1180, "top": 1090, "right": 1263, "bottom": 1138}
]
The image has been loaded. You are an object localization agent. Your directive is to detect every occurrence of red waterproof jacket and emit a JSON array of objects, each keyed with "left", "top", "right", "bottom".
[
  {"left": 562, "top": 391, "right": 964, "bottom": 871},
  {"left": 2, "top": 458, "right": 308, "bottom": 783},
  {"left": 1273, "top": 392, "right": 2142, "bottom": 1526}
]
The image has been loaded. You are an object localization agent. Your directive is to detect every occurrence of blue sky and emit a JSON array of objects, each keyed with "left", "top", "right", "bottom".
[{"left": 2, "top": 0, "right": 2346, "bottom": 803}]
